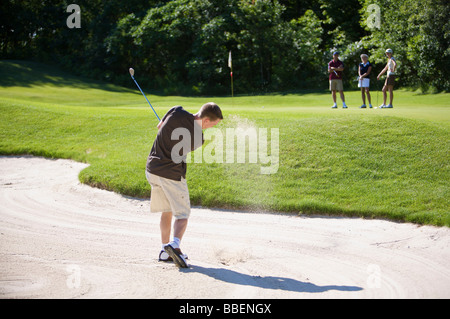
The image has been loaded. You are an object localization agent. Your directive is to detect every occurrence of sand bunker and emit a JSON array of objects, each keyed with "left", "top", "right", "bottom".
[{"left": 1, "top": 156, "right": 449, "bottom": 298}]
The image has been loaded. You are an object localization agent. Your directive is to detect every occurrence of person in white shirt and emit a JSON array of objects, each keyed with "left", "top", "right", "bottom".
[{"left": 377, "top": 49, "right": 397, "bottom": 108}]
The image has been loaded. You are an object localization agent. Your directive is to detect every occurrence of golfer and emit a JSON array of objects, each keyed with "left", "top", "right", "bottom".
[
  {"left": 358, "top": 54, "right": 373, "bottom": 108},
  {"left": 377, "top": 48, "right": 397, "bottom": 108},
  {"left": 146, "top": 102, "right": 223, "bottom": 267},
  {"left": 328, "top": 51, "right": 348, "bottom": 108}
]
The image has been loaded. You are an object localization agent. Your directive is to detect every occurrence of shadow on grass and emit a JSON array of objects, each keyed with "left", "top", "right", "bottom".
[
  {"left": 182, "top": 264, "right": 363, "bottom": 294},
  {"left": 0, "top": 60, "right": 133, "bottom": 93}
]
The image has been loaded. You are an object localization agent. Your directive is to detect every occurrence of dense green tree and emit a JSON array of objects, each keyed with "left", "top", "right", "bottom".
[
  {"left": 359, "top": 0, "right": 450, "bottom": 91},
  {"left": 1, "top": 0, "right": 448, "bottom": 93},
  {"left": 106, "top": 0, "right": 325, "bottom": 93}
]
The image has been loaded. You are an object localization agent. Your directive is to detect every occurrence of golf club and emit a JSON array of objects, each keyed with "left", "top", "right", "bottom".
[
  {"left": 129, "top": 68, "right": 160, "bottom": 121},
  {"left": 376, "top": 78, "right": 379, "bottom": 108}
]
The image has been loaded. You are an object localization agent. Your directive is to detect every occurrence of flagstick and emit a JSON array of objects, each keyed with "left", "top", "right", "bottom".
[
  {"left": 231, "top": 69, "right": 234, "bottom": 98},
  {"left": 228, "top": 50, "right": 234, "bottom": 105}
]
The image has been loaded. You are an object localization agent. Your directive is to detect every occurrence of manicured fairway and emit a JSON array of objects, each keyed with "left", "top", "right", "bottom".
[{"left": 1, "top": 60, "right": 449, "bottom": 226}]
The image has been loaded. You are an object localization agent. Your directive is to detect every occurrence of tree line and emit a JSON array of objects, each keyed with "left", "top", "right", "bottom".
[{"left": 1, "top": 0, "right": 448, "bottom": 95}]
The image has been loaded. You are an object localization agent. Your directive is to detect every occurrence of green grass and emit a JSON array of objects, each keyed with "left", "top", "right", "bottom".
[{"left": 1, "top": 60, "right": 449, "bottom": 226}]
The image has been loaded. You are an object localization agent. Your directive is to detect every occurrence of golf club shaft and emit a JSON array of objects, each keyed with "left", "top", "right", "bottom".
[
  {"left": 131, "top": 75, "right": 160, "bottom": 121},
  {"left": 376, "top": 79, "right": 379, "bottom": 106}
]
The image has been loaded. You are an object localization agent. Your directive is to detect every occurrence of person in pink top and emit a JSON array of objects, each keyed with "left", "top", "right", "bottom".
[{"left": 328, "top": 52, "right": 348, "bottom": 108}]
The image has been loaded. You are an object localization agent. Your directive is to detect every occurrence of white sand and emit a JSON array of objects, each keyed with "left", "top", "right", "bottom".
[{"left": 1, "top": 156, "right": 449, "bottom": 298}]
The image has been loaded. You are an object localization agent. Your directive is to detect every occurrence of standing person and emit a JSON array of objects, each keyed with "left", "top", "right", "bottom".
[
  {"left": 146, "top": 102, "right": 223, "bottom": 268},
  {"left": 377, "top": 49, "right": 397, "bottom": 108},
  {"left": 328, "top": 51, "right": 348, "bottom": 109},
  {"left": 358, "top": 54, "right": 373, "bottom": 108}
]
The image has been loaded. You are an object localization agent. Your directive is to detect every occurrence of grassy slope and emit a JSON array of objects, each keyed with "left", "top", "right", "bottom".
[{"left": 1, "top": 60, "right": 449, "bottom": 226}]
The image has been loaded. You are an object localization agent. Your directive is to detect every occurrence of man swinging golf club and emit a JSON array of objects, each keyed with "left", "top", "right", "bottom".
[{"left": 145, "top": 102, "right": 223, "bottom": 268}]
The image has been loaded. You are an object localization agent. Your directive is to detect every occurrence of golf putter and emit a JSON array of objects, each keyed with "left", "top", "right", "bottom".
[{"left": 129, "top": 68, "right": 161, "bottom": 121}]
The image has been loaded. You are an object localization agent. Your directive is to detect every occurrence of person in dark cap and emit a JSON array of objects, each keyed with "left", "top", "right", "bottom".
[{"left": 328, "top": 51, "right": 348, "bottom": 108}]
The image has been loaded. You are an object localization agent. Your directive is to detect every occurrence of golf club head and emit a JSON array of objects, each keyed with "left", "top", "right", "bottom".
[{"left": 129, "top": 68, "right": 135, "bottom": 77}]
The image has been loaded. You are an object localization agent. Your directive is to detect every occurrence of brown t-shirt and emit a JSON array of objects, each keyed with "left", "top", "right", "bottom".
[{"left": 146, "top": 106, "right": 204, "bottom": 181}]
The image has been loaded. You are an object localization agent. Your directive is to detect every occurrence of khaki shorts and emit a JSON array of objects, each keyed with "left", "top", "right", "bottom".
[
  {"left": 145, "top": 171, "right": 191, "bottom": 219},
  {"left": 330, "top": 79, "right": 343, "bottom": 91}
]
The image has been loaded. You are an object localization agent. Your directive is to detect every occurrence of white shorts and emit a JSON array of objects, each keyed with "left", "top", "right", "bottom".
[
  {"left": 358, "top": 78, "right": 370, "bottom": 88},
  {"left": 145, "top": 171, "right": 191, "bottom": 219}
]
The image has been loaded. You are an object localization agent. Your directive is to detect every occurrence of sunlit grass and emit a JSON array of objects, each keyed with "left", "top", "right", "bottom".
[{"left": 1, "top": 60, "right": 449, "bottom": 226}]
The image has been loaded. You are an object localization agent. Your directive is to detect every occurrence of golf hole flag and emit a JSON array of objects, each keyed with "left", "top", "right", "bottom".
[{"left": 228, "top": 50, "right": 233, "bottom": 97}]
